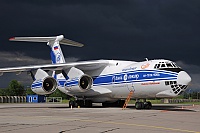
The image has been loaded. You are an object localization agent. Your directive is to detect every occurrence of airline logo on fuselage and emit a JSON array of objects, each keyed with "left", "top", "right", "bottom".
[
  {"left": 141, "top": 63, "right": 150, "bottom": 69},
  {"left": 113, "top": 74, "right": 140, "bottom": 82},
  {"left": 122, "top": 67, "right": 137, "bottom": 71}
]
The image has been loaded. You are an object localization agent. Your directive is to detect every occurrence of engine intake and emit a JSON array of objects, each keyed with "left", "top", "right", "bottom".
[
  {"left": 31, "top": 76, "right": 57, "bottom": 95},
  {"left": 79, "top": 75, "right": 93, "bottom": 90},
  {"left": 65, "top": 74, "right": 93, "bottom": 92}
]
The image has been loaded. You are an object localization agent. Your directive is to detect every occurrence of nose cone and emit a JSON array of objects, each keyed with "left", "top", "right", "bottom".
[{"left": 177, "top": 71, "right": 191, "bottom": 85}]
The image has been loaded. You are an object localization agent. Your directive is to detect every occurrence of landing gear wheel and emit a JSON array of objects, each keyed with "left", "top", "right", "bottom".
[
  {"left": 69, "top": 100, "right": 77, "bottom": 108},
  {"left": 135, "top": 101, "right": 152, "bottom": 109},
  {"left": 143, "top": 101, "right": 152, "bottom": 109},
  {"left": 135, "top": 102, "right": 144, "bottom": 109}
]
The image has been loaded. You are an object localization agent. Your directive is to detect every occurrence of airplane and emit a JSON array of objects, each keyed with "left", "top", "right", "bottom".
[{"left": 0, "top": 35, "right": 191, "bottom": 109}]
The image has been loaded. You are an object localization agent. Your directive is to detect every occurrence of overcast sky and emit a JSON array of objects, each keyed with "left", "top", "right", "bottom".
[{"left": 0, "top": 0, "right": 199, "bottom": 91}]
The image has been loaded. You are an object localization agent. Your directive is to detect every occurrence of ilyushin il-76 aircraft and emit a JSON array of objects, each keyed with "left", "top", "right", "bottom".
[{"left": 0, "top": 35, "right": 191, "bottom": 109}]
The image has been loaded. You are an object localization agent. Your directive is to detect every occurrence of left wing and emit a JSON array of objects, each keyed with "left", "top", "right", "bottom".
[{"left": 0, "top": 60, "right": 109, "bottom": 75}]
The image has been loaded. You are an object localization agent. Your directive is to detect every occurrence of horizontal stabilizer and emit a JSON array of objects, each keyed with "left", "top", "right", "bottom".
[
  {"left": 60, "top": 38, "right": 84, "bottom": 47},
  {"left": 9, "top": 35, "right": 84, "bottom": 47}
]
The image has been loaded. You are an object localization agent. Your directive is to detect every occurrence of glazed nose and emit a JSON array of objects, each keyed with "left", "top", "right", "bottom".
[{"left": 177, "top": 71, "right": 191, "bottom": 85}]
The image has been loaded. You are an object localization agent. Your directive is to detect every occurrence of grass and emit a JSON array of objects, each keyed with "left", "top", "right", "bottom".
[{"left": 61, "top": 99, "right": 69, "bottom": 103}]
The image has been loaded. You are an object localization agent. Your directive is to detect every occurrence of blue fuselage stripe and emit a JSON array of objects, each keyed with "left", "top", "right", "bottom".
[{"left": 57, "top": 70, "right": 178, "bottom": 87}]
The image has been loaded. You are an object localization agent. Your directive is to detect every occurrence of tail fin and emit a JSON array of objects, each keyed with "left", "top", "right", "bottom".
[{"left": 9, "top": 35, "right": 84, "bottom": 64}]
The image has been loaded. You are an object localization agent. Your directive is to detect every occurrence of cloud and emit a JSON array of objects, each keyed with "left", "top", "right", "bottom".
[
  {"left": 0, "top": 52, "right": 80, "bottom": 66},
  {"left": 0, "top": 52, "right": 50, "bottom": 67},
  {"left": 0, "top": 52, "right": 80, "bottom": 87}
]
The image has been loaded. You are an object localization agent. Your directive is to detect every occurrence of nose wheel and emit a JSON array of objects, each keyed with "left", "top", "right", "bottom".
[{"left": 135, "top": 101, "right": 152, "bottom": 109}]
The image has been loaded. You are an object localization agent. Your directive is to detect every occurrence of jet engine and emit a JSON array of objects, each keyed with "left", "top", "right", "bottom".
[
  {"left": 65, "top": 74, "right": 93, "bottom": 92},
  {"left": 31, "top": 76, "right": 57, "bottom": 95}
]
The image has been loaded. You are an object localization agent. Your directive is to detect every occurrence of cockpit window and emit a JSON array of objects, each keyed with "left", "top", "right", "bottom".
[
  {"left": 161, "top": 64, "right": 166, "bottom": 68},
  {"left": 173, "top": 63, "right": 178, "bottom": 67},
  {"left": 154, "top": 62, "right": 180, "bottom": 69},
  {"left": 166, "top": 63, "right": 173, "bottom": 68},
  {"left": 157, "top": 64, "right": 160, "bottom": 68}
]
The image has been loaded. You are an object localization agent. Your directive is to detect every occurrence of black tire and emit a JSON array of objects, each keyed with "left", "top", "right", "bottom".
[
  {"left": 140, "top": 102, "right": 144, "bottom": 109},
  {"left": 135, "top": 102, "right": 141, "bottom": 109},
  {"left": 69, "top": 100, "right": 75, "bottom": 108},
  {"left": 147, "top": 101, "right": 152, "bottom": 109},
  {"left": 144, "top": 101, "right": 152, "bottom": 109},
  {"left": 85, "top": 100, "right": 92, "bottom": 107},
  {"left": 135, "top": 102, "right": 144, "bottom": 109}
]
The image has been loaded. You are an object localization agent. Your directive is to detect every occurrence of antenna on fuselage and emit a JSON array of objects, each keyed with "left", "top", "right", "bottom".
[{"left": 145, "top": 58, "right": 149, "bottom": 61}]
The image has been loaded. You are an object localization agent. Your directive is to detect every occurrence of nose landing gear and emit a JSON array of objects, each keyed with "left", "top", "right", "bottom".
[{"left": 135, "top": 100, "right": 152, "bottom": 109}]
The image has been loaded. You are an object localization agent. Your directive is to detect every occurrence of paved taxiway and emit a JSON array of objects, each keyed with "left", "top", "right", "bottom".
[{"left": 0, "top": 103, "right": 199, "bottom": 133}]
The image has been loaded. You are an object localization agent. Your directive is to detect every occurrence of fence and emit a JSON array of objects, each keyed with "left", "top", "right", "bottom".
[
  {"left": 46, "top": 97, "right": 62, "bottom": 103},
  {"left": 0, "top": 96, "right": 26, "bottom": 103},
  {"left": 162, "top": 99, "right": 200, "bottom": 103},
  {"left": 0, "top": 96, "right": 62, "bottom": 103}
]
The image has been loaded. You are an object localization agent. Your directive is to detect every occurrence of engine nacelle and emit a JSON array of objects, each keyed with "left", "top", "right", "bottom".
[
  {"left": 31, "top": 76, "right": 57, "bottom": 95},
  {"left": 65, "top": 74, "right": 93, "bottom": 92}
]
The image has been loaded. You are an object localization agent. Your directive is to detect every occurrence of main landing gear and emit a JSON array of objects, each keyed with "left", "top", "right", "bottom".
[
  {"left": 69, "top": 100, "right": 93, "bottom": 108},
  {"left": 69, "top": 99, "right": 125, "bottom": 108},
  {"left": 69, "top": 98, "right": 152, "bottom": 109},
  {"left": 135, "top": 99, "right": 152, "bottom": 109}
]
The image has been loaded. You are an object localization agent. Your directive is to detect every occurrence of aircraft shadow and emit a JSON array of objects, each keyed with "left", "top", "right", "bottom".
[{"left": 0, "top": 104, "right": 197, "bottom": 112}]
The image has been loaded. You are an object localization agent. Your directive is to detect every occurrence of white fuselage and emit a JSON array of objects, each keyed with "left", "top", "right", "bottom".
[{"left": 57, "top": 59, "right": 191, "bottom": 103}]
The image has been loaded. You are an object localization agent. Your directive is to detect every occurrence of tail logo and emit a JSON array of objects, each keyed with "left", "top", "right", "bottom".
[{"left": 56, "top": 53, "right": 61, "bottom": 63}]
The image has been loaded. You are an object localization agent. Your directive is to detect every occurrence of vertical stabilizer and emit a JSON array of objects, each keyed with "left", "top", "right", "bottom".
[
  {"left": 48, "top": 36, "right": 66, "bottom": 64},
  {"left": 9, "top": 35, "right": 84, "bottom": 64}
]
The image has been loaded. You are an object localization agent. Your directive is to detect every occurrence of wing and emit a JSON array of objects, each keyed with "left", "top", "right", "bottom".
[{"left": 0, "top": 60, "right": 109, "bottom": 75}]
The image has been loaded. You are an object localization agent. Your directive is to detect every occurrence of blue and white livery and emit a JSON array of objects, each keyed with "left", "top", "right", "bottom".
[{"left": 0, "top": 35, "right": 191, "bottom": 109}]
